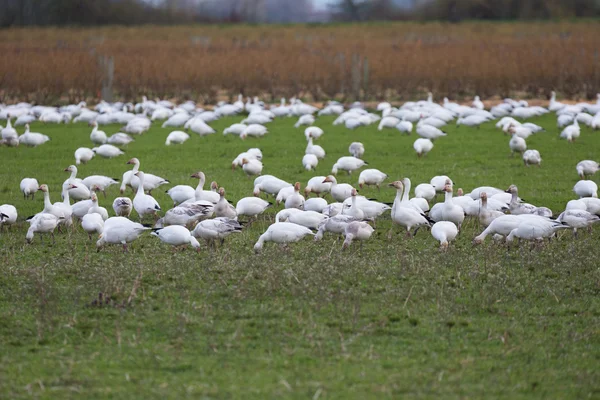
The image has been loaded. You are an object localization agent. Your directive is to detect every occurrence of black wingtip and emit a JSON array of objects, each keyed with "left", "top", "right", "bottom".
[
  {"left": 25, "top": 214, "right": 36, "bottom": 221},
  {"left": 143, "top": 224, "right": 154, "bottom": 228},
  {"left": 113, "top": 178, "right": 120, "bottom": 181},
  {"left": 151, "top": 227, "right": 163, "bottom": 231},
  {"left": 0, "top": 213, "right": 8, "bottom": 219}
]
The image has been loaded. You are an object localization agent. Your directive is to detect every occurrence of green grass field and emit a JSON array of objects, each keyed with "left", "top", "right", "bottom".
[{"left": 0, "top": 114, "right": 599, "bottom": 398}]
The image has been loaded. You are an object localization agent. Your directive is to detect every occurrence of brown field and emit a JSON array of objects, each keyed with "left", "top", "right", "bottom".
[{"left": 1, "top": 21, "right": 599, "bottom": 104}]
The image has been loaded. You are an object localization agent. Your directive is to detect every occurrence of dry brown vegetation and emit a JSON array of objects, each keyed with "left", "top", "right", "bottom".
[{"left": 1, "top": 21, "right": 599, "bottom": 103}]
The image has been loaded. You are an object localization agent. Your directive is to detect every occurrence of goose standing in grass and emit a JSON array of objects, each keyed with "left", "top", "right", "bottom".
[
  {"left": 304, "top": 126, "right": 324, "bottom": 140},
  {"left": 26, "top": 213, "right": 61, "bottom": 244},
  {"left": 151, "top": 226, "right": 201, "bottom": 252},
  {"left": 240, "top": 124, "right": 268, "bottom": 139},
  {"left": 472, "top": 95, "right": 484, "bottom": 110},
  {"left": 253, "top": 175, "right": 292, "bottom": 197},
  {"left": 332, "top": 156, "right": 367, "bottom": 175},
  {"left": 304, "top": 176, "right": 331, "bottom": 198},
  {"left": 473, "top": 214, "right": 545, "bottom": 244},
  {"left": 192, "top": 217, "right": 242, "bottom": 248},
  {"left": 236, "top": 196, "right": 271, "bottom": 220},
  {"left": 223, "top": 123, "right": 247, "bottom": 136},
  {"left": 215, "top": 188, "right": 237, "bottom": 219},
  {"left": 1, "top": 115, "right": 18, "bottom": 145},
  {"left": 64, "top": 165, "right": 91, "bottom": 200},
  {"left": 396, "top": 117, "right": 413, "bottom": 134},
  {"left": 430, "top": 181, "right": 465, "bottom": 230},
  {"left": 284, "top": 182, "right": 305, "bottom": 209},
  {"left": 342, "top": 188, "right": 365, "bottom": 220},
  {"left": 74, "top": 147, "right": 95, "bottom": 165},
  {"left": 306, "top": 136, "right": 326, "bottom": 159},
  {"left": 523, "top": 150, "right": 541, "bottom": 166},
  {"left": 242, "top": 158, "right": 263, "bottom": 177},
  {"left": 96, "top": 217, "right": 151, "bottom": 251},
  {"left": 87, "top": 192, "right": 109, "bottom": 220},
  {"left": 556, "top": 209, "right": 600, "bottom": 237},
  {"left": 388, "top": 180, "right": 431, "bottom": 238},
  {"left": 165, "top": 130, "right": 189, "bottom": 145},
  {"left": 413, "top": 138, "right": 433, "bottom": 157},
  {"left": 315, "top": 214, "right": 359, "bottom": 240},
  {"left": 416, "top": 124, "right": 446, "bottom": 140},
  {"left": 108, "top": 132, "right": 134, "bottom": 146},
  {"left": 431, "top": 221, "right": 458, "bottom": 250},
  {"left": 303, "top": 197, "right": 328, "bottom": 213},
  {"left": 89, "top": 121, "right": 107, "bottom": 144},
  {"left": 294, "top": 114, "right": 315, "bottom": 128},
  {"left": 349, "top": 142, "right": 365, "bottom": 158},
  {"left": 121, "top": 158, "right": 169, "bottom": 194},
  {"left": 302, "top": 153, "right": 319, "bottom": 171},
  {"left": 573, "top": 180, "right": 598, "bottom": 198},
  {"left": 430, "top": 175, "right": 453, "bottom": 194},
  {"left": 112, "top": 197, "right": 132, "bottom": 217},
  {"left": 19, "top": 124, "right": 50, "bottom": 146},
  {"left": 0, "top": 204, "right": 17, "bottom": 228},
  {"left": 82, "top": 211, "right": 104, "bottom": 240},
  {"left": 323, "top": 176, "right": 353, "bottom": 202},
  {"left": 82, "top": 175, "right": 119, "bottom": 197},
  {"left": 133, "top": 172, "right": 161, "bottom": 219},
  {"left": 478, "top": 192, "right": 505, "bottom": 228},
  {"left": 576, "top": 160, "right": 599, "bottom": 179},
  {"left": 378, "top": 116, "right": 400, "bottom": 131},
  {"left": 509, "top": 134, "right": 527, "bottom": 156},
  {"left": 20, "top": 178, "right": 39, "bottom": 200},
  {"left": 232, "top": 148, "right": 262, "bottom": 170},
  {"left": 342, "top": 221, "right": 374, "bottom": 250},
  {"left": 358, "top": 169, "right": 387, "bottom": 190},
  {"left": 166, "top": 183, "right": 195, "bottom": 206},
  {"left": 253, "top": 222, "right": 314, "bottom": 253},
  {"left": 92, "top": 144, "right": 124, "bottom": 159},
  {"left": 560, "top": 118, "right": 580, "bottom": 142},
  {"left": 506, "top": 219, "right": 569, "bottom": 244}
]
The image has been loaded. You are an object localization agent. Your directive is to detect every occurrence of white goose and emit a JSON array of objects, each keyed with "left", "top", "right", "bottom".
[
  {"left": 473, "top": 214, "right": 548, "bottom": 244},
  {"left": 64, "top": 165, "right": 91, "bottom": 200},
  {"left": 87, "top": 192, "right": 109, "bottom": 220},
  {"left": 506, "top": 185, "right": 552, "bottom": 216},
  {"left": 573, "top": 180, "right": 598, "bottom": 198},
  {"left": 82, "top": 175, "right": 119, "bottom": 196},
  {"left": 0, "top": 204, "right": 17, "bottom": 227},
  {"left": 414, "top": 183, "right": 436, "bottom": 201},
  {"left": 349, "top": 142, "right": 365, "bottom": 158},
  {"left": 165, "top": 130, "right": 189, "bottom": 145},
  {"left": 26, "top": 213, "right": 61, "bottom": 244},
  {"left": 396, "top": 117, "right": 413, "bottom": 134},
  {"left": 112, "top": 197, "right": 133, "bottom": 217},
  {"left": 557, "top": 209, "right": 600, "bottom": 237},
  {"left": 509, "top": 134, "right": 527, "bottom": 156},
  {"left": 253, "top": 222, "right": 314, "bottom": 253},
  {"left": 430, "top": 182, "right": 465, "bottom": 230},
  {"left": 576, "top": 160, "right": 600, "bottom": 179},
  {"left": 342, "top": 188, "right": 365, "bottom": 220},
  {"left": 215, "top": 188, "right": 237, "bottom": 219},
  {"left": 306, "top": 136, "right": 326, "bottom": 159},
  {"left": 232, "top": 148, "right": 262, "bottom": 170},
  {"left": 358, "top": 169, "right": 387, "bottom": 189},
  {"left": 284, "top": 182, "right": 305, "bottom": 209},
  {"left": 108, "top": 132, "right": 134, "bottom": 146},
  {"left": 1, "top": 115, "right": 18, "bottom": 144},
  {"left": 192, "top": 217, "right": 242, "bottom": 247},
  {"left": 315, "top": 214, "right": 359, "bottom": 240},
  {"left": 74, "top": 147, "right": 95, "bottom": 165},
  {"left": 276, "top": 209, "right": 327, "bottom": 229},
  {"left": 96, "top": 217, "right": 151, "bottom": 251},
  {"left": 19, "top": 124, "right": 50, "bottom": 146},
  {"left": 416, "top": 124, "right": 446, "bottom": 140},
  {"left": 121, "top": 158, "right": 169, "bottom": 194},
  {"left": 560, "top": 118, "right": 580, "bottom": 142},
  {"left": 303, "top": 198, "right": 328, "bottom": 213},
  {"left": 342, "top": 221, "right": 374, "bottom": 250},
  {"left": 185, "top": 172, "right": 220, "bottom": 204},
  {"left": 332, "top": 156, "right": 367, "bottom": 175},
  {"left": 253, "top": 175, "right": 291, "bottom": 197},
  {"left": 342, "top": 194, "right": 391, "bottom": 221},
  {"left": 242, "top": 158, "right": 263, "bottom": 177},
  {"left": 223, "top": 123, "right": 247, "bottom": 136},
  {"left": 90, "top": 121, "right": 107, "bottom": 144},
  {"left": 20, "top": 178, "right": 39, "bottom": 200},
  {"left": 151, "top": 226, "right": 200, "bottom": 252},
  {"left": 92, "top": 145, "right": 124, "bottom": 158},
  {"left": 478, "top": 192, "right": 505, "bottom": 228},
  {"left": 82, "top": 212, "right": 104, "bottom": 240},
  {"left": 323, "top": 176, "right": 353, "bottom": 202},
  {"left": 240, "top": 124, "right": 268, "bottom": 139},
  {"left": 388, "top": 180, "right": 431, "bottom": 237},
  {"left": 413, "top": 138, "right": 434, "bottom": 157},
  {"left": 522, "top": 150, "right": 542, "bottom": 166},
  {"left": 302, "top": 153, "right": 319, "bottom": 171},
  {"left": 236, "top": 196, "right": 271, "bottom": 220},
  {"left": 506, "top": 219, "right": 569, "bottom": 244},
  {"left": 132, "top": 171, "right": 161, "bottom": 219},
  {"left": 304, "top": 176, "right": 331, "bottom": 197},
  {"left": 38, "top": 184, "right": 66, "bottom": 220},
  {"left": 304, "top": 126, "right": 324, "bottom": 140},
  {"left": 167, "top": 184, "right": 195, "bottom": 206},
  {"left": 431, "top": 221, "right": 458, "bottom": 250}
]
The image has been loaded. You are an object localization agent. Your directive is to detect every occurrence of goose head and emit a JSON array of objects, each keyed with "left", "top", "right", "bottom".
[
  {"left": 505, "top": 184, "right": 518, "bottom": 195},
  {"left": 323, "top": 175, "right": 336, "bottom": 184},
  {"left": 190, "top": 171, "right": 206, "bottom": 181},
  {"left": 91, "top": 192, "right": 98, "bottom": 202},
  {"left": 218, "top": 187, "right": 226, "bottom": 198},
  {"left": 126, "top": 157, "right": 139, "bottom": 165},
  {"left": 64, "top": 165, "right": 77, "bottom": 173},
  {"left": 457, "top": 188, "right": 463, "bottom": 196},
  {"left": 210, "top": 181, "right": 218, "bottom": 191},
  {"left": 388, "top": 180, "right": 403, "bottom": 190},
  {"left": 38, "top": 184, "right": 49, "bottom": 193}
]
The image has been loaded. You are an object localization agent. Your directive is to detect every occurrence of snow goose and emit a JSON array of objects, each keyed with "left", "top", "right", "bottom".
[
  {"left": 416, "top": 124, "right": 446, "bottom": 140},
  {"left": 451, "top": 188, "right": 475, "bottom": 211},
  {"left": 523, "top": 150, "right": 542, "bottom": 166},
  {"left": 37, "top": 184, "right": 65, "bottom": 221},
  {"left": 342, "top": 188, "right": 364, "bottom": 219},
  {"left": 323, "top": 176, "right": 353, "bottom": 202},
  {"left": 284, "top": 182, "right": 305, "bottom": 210},
  {"left": 303, "top": 198, "right": 328, "bottom": 213},
  {"left": 96, "top": 217, "right": 151, "bottom": 251},
  {"left": 576, "top": 160, "right": 599, "bottom": 179},
  {"left": 74, "top": 147, "right": 95, "bottom": 165},
  {"left": 89, "top": 121, "right": 107, "bottom": 145},
  {"left": 342, "top": 221, "right": 374, "bottom": 250},
  {"left": 240, "top": 124, "right": 268, "bottom": 139},
  {"left": 275, "top": 186, "right": 296, "bottom": 205},
  {"left": 560, "top": 118, "right": 580, "bottom": 142},
  {"left": 306, "top": 136, "right": 326, "bottom": 159},
  {"left": 509, "top": 134, "right": 527, "bottom": 156},
  {"left": 342, "top": 194, "right": 391, "bottom": 221},
  {"left": 397, "top": 178, "right": 428, "bottom": 213},
  {"left": 388, "top": 180, "right": 432, "bottom": 237},
  {"left": 26, "top": 213, "right": 61, "bottom": 244},
  {"left": 82, "top": 211, "right": 104, "bottom": 240},
  {"left": 304, "top": 176, "right": 331, "bottom": 197},
  {"left": 304, "top": 126, "right": 324, "bottom": 140},
  {"left": 506, "top": 219, "right": 569, "bottom": 244},
  {"left": 232, "top": 148, "right": 263, "bottom": 170},
  {"left": 332, "top": 156, "right": 367, "bottom": 175},
  {"left": 506, "top": 185, "right": 552, "bottom": 216},
  {"left": 478, "top": 192, "right": 505, "bottom": 228},
  {"left": 413, "top": 138, "right": 433, "bottom": 157},
  {"left": 276, "top": 209, "right": 327, "bottom": 229},
  {"left": 573, "top": 180, "right": 598, "bottom": 198},
  {"left": 507, "top": 125, "right": 533, "bottom": 139},
  {"left": 161, "top": 113, "right": 191, "bottom": 128},
  {"left": 185, "top": 172, "right": 220, "bottom": 204},
  {"left": 192, "top": 217, "right": 242, "bottom": 248},
  {"left": 112, "top": 197, "right": 132, "bottom": 217},
  {"left": 132, "top": 172, "right": 161, "bottom": 219},
  {"left": 295, "top": 114, "right": 315, "bottom": 128},
  {"left": 349, "top": 142, "right": 365, "bottom": 159},
  {"left": 419, "top": 116, "right": 447, "bottom": 129},
  {"left": 108, "top": 132, "right": 134, "bottom": 146},
  {"left": 472, "top": 96, "right": 484, "bottom": 110},
  {"left": 82, "top": 175, "right": 119, "bottom": 196},
  {"left": 302, "top": 154, "right": 319, "bottom": 171},
  {"left": 166, "top": 183, "right": 195, "bottom": 206},
  {"left": 323, "top": 202, "right": 344, "bottom": 217},
  {"left": 557, "top": 209, "right": 600, "bottom": 237},
  {"left": 20, "top": 178, "right": 39, "bottom": 200},
  {"left": 253, "top": 176, "right": 291, "bottom": 197},
  {"left": 63, "top": 165, "right": 91, "bottom": 200},
  {"left": 473, "top": 214, "right": 546, "bottom": 244},
  {"left": 92, "top": 144, "right": 124, "bottom": 159},
  {"left": 456, "top": 115, "right": 487, "bottom": 128},
  {"left": 236, "top": 196, "right": 272, "bottom": 220},
  {"left": 187, "top": 118, "right": 215, "bottom": 136},
  {"left": 253, "top": 222, "right": 314, "bottom": 253},
  {"left": 396, "top": 117, "right": 413, "bottom": 134},
  {"left": 431, "top": 221, "right": 458, "bottom": 250},
  {"left": 378, "top": 116, "right": 400, "bottom": 131},
  {"left": 468, "top": 186, "right": 504, "bottom": 200},
  {"left": 121, "top": 158, "right": 169, "bottom": 194},
  {"left": 19, "top": 124, "right": 50, "bottom": 146},
  {"left": 215, "top": 188, "right": 237, "bottom": 219},
  {"left": 430, "top": 175, "right": 453, "bottom": 193},
  {"left": 223, "top": 123, "right": 247, "bottom": 136},
  {"left": 87, "top": 192, "right": 109, "bottom": 220},
  {"left": 315, "top": 214, "right": 358, "bottom": 240},
  {"left": 0, "top": 204, "right": 17, "bottom": 228},
  {"left": 1, "top": 115, "right": 18, "bottom": 143},
  {"left": 414, "top": 183, "right": 436, "bottom": 201},
  {"left": 242, "top": 158, "right": 263, "bottom": 177},
  {"left": 151, "top": 226, "right": 200, "bottom": 252},
  {"left": 165, "top": 130, "right": 189, "bottom": 145},
  {"left": 430, "top": 182, "right": 465, "bottom": 230},
  {"left": 358, "top": 169, "right": 387, "bottom": 189}
]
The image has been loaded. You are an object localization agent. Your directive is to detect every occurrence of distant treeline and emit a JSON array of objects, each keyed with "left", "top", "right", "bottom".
[{"left": 1, "top": 0, "right": 599, "bottom": 27}]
